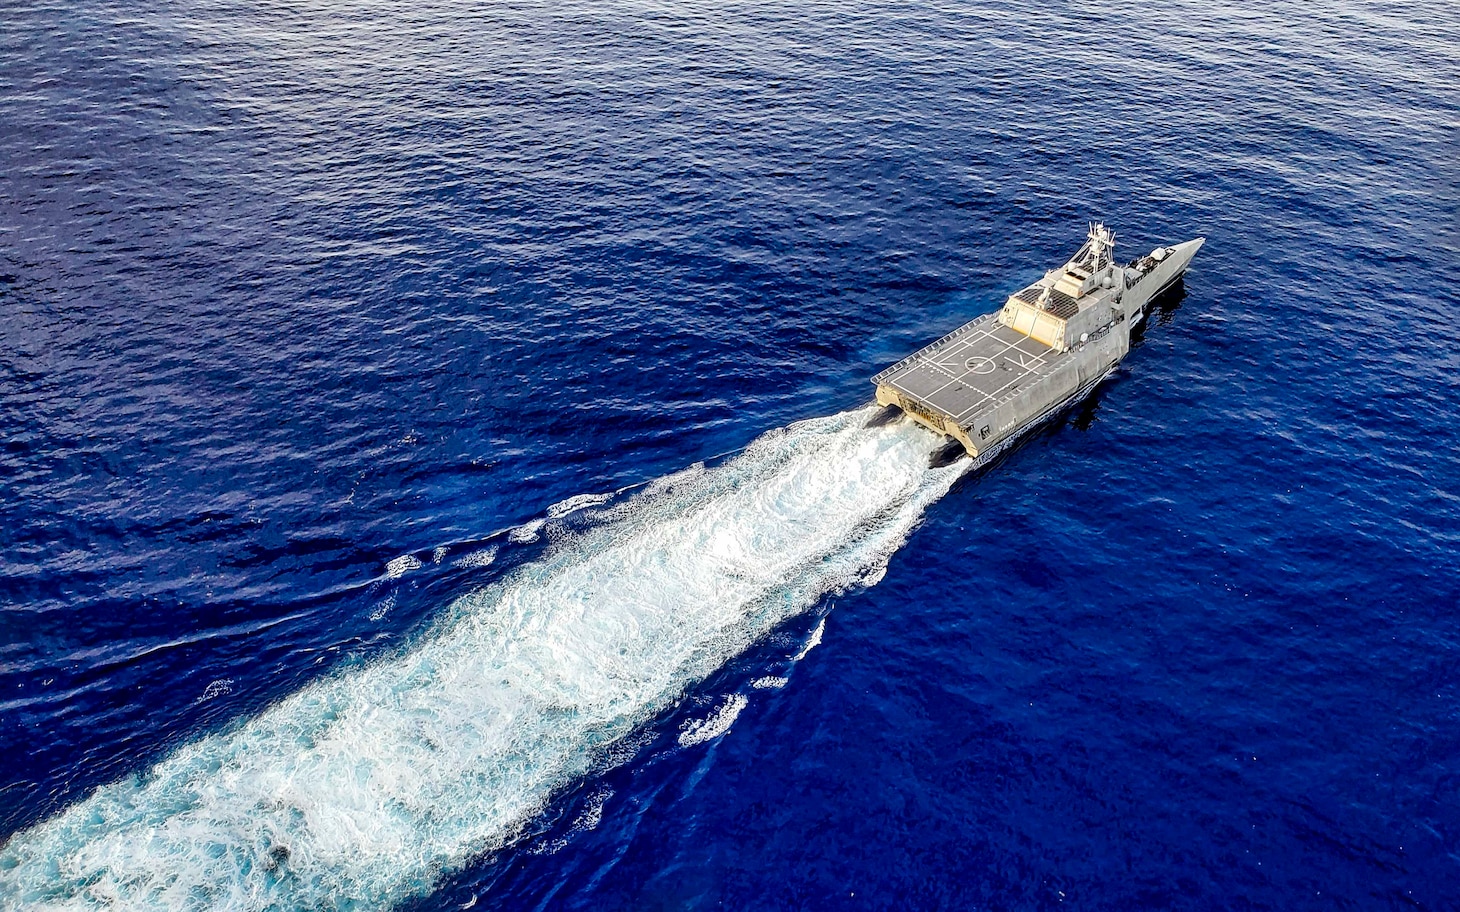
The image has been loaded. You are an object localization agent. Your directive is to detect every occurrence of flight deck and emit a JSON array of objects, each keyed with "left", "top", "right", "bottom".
[{"left": 871, "top": 314, "right": 1064, "bottom": 429}]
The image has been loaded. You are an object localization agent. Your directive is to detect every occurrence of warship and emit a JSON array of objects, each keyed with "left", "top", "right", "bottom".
[{"left": 872, "top": 224, "right": 1203, "bottom": 465}]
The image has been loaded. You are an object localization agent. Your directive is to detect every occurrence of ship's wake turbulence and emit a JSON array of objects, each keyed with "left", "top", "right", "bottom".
[{"left": 1, "top": 409, "right": 961, "bottom": 911}]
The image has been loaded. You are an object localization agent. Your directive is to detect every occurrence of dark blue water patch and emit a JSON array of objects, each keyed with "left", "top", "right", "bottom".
[
  {"left": 462, "top": 452, "right": 1458, "bottom": 911},
  {"left": 404, "top": 606, "right": 840, "bottom": 912},
  {"left": 3, "top": 0, "right": 1459, "bottom": 908}
]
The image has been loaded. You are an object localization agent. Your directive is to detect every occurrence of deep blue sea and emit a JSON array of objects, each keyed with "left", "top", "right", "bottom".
[{"left": 2, "top": 1, "right": 1458, "bottom": 909}]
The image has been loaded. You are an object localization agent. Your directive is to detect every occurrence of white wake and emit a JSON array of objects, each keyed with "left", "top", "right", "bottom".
[{"left": 0, "top": 408, "right": 961, "bottom": 911}]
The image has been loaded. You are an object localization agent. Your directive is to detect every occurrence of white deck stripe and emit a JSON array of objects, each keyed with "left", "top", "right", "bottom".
[{"left": 886, "top": 320, "right": 1060, "bottom": 427}]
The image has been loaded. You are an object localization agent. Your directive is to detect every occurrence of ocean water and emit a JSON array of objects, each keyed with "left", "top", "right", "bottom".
[{"left": 1, "top": 1, "right": 1456, "bottom": 909}]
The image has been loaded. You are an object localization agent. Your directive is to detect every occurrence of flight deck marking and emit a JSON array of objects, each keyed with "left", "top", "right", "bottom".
[
  {"left": 954, "top": 339, "right": 1050, "bottom": 419},
  {"left": 953, "top": 356, "right": 1055, "bottom": 422},
  {"left": 889, "top": 319, "right": 1059, "bottom": 426}
]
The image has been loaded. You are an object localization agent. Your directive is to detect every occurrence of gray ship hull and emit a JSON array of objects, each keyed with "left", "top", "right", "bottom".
[
  {"left": 927, "top": 363, "right": 1116, "bottom": 471},
  {"left": 872, "top": 229, "right": 1202, "bottom": 459}
]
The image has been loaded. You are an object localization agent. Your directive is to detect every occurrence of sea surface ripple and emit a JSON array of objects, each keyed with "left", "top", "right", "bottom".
[{"left": 1, "top": 1, "right": 1457, "bottom": 909}]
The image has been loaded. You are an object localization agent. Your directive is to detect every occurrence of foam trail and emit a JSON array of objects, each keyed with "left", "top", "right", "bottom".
[
  {"left": 383, "top": 554, "right": 422, "bottom": 580},
  {"left": 678, "top": 695, "right": 748, "bottom": 747},
  {"left": 0, "top": 408, "right": 961, "bottom": 911},
  {"left": 793, "top": 618, "right": 826, "bottom": 662}
]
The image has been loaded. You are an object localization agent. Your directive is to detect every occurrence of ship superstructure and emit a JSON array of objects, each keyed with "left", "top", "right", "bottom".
[{"left": 872, "top": 224, "right": 1203, "bottom": 460}]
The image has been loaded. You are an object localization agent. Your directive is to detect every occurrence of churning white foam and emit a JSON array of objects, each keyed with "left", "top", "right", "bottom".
[
  {"left": 368, "top": 593, "right": 396, "bottom": 622},
  {"left": 507, "top": 518, "right": 546, "bottom": 544},
  {"left": 195, "top": 679, "right": 234, "bottom": 704},
  {"left": 792, "top": 618, "right": 826, "bottom": 662},
  {"left": 678, "top": 695, "right": 748, "bottom": 747},
  {"left": 545, "top": 492, "right": 614, "bottom": 519},
  {"left": 383, "top": 554, "right": 422, "bottom": 580},
  {"left": 0, "top": 408, "right": 961, "bottom": 911},
  {"left": 452, "top": 546, "right": 498, "bottom": 570}
]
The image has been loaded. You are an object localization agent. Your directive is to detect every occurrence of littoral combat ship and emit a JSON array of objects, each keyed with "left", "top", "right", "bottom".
[{"left": 872, "top": 224, "right": 1203, "bottom": 465}]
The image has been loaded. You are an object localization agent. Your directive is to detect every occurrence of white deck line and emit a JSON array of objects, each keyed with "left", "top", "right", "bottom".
[
  {"left": 888, "top": 322, "right": 1057, "bottom": 423},
  {"left": 951, "top": 346, "right": 1057, "bottom": 422}
]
